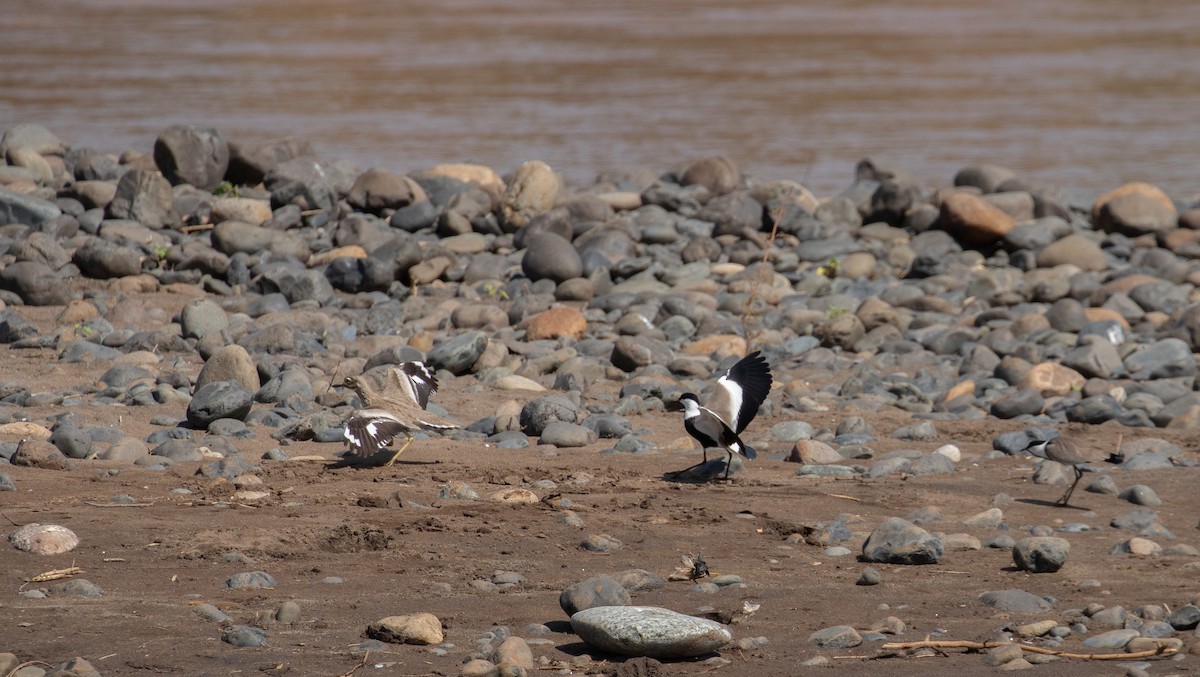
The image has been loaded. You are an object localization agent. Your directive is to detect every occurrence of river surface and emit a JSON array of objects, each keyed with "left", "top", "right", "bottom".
[{"left": 3, "top": 0, "right": 1198, "bottom": 198}]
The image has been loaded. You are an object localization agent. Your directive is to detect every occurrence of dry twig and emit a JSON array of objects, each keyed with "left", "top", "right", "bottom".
[
  {"left": 25, "top": 566, "right": 84, "bottom": 583},
  {"left": 84, "top": 500, "right": 155, "bottom": 507},
  {"left": 879, "top": 637, "right": 1179, "bottom": 661},
  {"left": 336, "top": 651, "right": 369, "bottom": 677}
]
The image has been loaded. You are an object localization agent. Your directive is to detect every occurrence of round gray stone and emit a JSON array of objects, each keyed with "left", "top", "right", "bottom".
[
  {"left": 570, "top": 606, "right": 731, "bottom": 659},
  {"left": 1012, "top": 536, "right": 1070, "bottom": 573},
  {"left": 559, "top": 575, "right": 631, "bottom": 616},
  {"left": 860, "top": 517, "right": 942, "bottom": 565}
]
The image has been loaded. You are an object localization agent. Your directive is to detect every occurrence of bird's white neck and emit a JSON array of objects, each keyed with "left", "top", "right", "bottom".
[{"left": 681, "top": 399, "right": 701, "bottom": 419}]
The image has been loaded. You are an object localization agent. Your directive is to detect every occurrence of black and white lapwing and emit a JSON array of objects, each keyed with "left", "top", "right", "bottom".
[
  {"left": 1023, "top": 433, "right": 1122, "bottom": 507},
  {"left": 341, "top": 362, "right": 458, "bottom": 466},
  {"left": 678, "top": 351, "right": 773, "bottom": 479}
]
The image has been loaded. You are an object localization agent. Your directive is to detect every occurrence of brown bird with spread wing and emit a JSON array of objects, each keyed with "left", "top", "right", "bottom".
[{"left": 341, "top": 362, "right": 459, "bottom": 467}]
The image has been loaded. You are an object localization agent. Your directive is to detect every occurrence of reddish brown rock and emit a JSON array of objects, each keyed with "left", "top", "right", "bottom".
[
  {"left": 939, "top": 192, "right": 1015, "bottom": 245},
  {"left": 1092, "top": 182, "right": 1177, "bottom": 236},
  {"left": 11, "top": 438, "right": 68, "bottom": 470},
  {"left": 524, "top": 306, "right": 587, "bottom": 341}
]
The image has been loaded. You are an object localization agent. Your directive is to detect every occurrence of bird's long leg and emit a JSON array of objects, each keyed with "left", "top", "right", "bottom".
[
  {"left": 1057, "top": 466, "right": 1084, "bottom": 506},
  {"left": 723, "top": 449, "right": 734, "bottom": 480},
  {"left": 384, "top": 433, "right": 415, "bottom": 467}
]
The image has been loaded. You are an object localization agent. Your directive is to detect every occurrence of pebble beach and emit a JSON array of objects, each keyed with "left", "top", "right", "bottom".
[{"left": 1, "top": 122, "right": 1199, "bottom": 675}]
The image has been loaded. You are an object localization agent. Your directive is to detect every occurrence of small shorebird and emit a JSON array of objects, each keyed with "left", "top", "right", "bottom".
[
  {"left": 341, "top": 362, "right": 459, "bottom": 466},
  {"left": 1023, "top": 433, "right": 1122, "bottom": 507},
  {"left": 678, "top": 351, "right": 773, "bottom": 479}
]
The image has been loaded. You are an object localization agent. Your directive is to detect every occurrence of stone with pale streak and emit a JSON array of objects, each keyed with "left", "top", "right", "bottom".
[
  {"left": 683, "top": 335, "right": 748, "bottom": 358},
  {"left": 0, "top": 421, "right": 52, "bottom": 439},
  {"left": 1019, "top": 362, "right": 1084, "bottom": 397},
  {"left": 367, "top": 613, "right": 443, "bottom": 645},
  {"left": 307, "top": 245, "right": 368, "bottom": 267}
]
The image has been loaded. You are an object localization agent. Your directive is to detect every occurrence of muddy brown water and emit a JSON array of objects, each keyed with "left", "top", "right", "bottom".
[{"left": 3, "top": 0, "right": 1199, "bottom": 198}]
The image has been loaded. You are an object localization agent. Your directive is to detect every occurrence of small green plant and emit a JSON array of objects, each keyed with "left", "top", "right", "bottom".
[
  {"left": 826, "top": 306, "right": 849, "bottom": 319},
  {"left": 817, "top": 258, "right": 840, "bottom": 280},
  {"left": 74, "top": 322, "right": 94, "bottom": 338},
  {"left": 214, "top": 180, "right": 239, "bottom": 198},
  {"left": 152, "top": 243, "right": 170, "bottom": 262},
  {"left": 482, "top": 282, "right": 510, "bottom": 300}
]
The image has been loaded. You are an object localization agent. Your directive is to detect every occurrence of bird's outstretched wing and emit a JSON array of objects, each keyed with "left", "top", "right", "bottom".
[
  {"left": 708, "top": 351, "right": 773, "bottom": 433},
  {"left": 344, "top": 409, "right": 408, "bottom": 457}
]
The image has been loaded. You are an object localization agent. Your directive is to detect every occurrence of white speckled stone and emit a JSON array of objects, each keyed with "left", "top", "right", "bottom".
[
  {"left": 8, "top": 523, "right": 79, "bottom": 555},
  {"left": 570, "top": 605, "right": 731, "bottom": 658}
]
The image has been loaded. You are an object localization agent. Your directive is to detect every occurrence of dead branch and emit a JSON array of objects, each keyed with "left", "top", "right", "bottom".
[
  {"left": 878, "top": 637, "right": 1179, "bottom": 661},
  {"left": 26, "top": 566, "right": 84, "bottom": 582},
  {"left": 336, "top": 651, "right": 369, "bottom": 677}
]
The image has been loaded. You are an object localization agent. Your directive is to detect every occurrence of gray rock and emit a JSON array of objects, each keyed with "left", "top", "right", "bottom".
[
  {"left": 73, "top": 237, "right": 143, "bottom": 278},
  {"left": 194, "top": 602, "right": 232, "bottom": 623},
  {"left": 1120, "top": 451, "right": 1174, "bottom": 471},
  {"left": 213, "top": 220, "right": 311, "bottom": 260},
  {"left": 860, "top": 517, "right": 942, "bottom": 565},
  {"left": 1118, "top": 484, "right": 1162, "bottom": 506},
  {"left": 808, "top": 625, "right": 863, "bottom": 649},
  {"left": 275, "top": 600, "right": 301, "bottom": 624},
  {"left": 0, "top": 473, "right": 13, "bottom": 492},
  {"left": 226, "top": 137, "right": 314, "bottom": 185},
  {"left": 539, "top": 421, "right": 597, "bottom": 448},
  {"left": 908, "top": 452, "right": 956, "bottom": 476},
  {"left": 503, "top": 160, "right": 559, "bottom": 229},
  {"left": 186, "top": 380, "right": 253, "bottom": 427},
  {"left": 1167, "top": 604, "right": 1200, "bottom": 630},
  {"left": 1089, "top": 605, "right": 1128, "bottom": 627},
  {"left": 559, "top": 575, "right": 631, "bottom": 616},
  {"left": 1, "top": 123, "right": 67, "bottom": 156},
  {"left": 570, "top": 605, "right": 731, "bottom": 659},
  {"left": 222, "top": 624, "right": 268, "bottom": 648},
  {"left": 196, "top": 344, "right": 260, "bottom": 392},
  {"left": 520, "top": 395, "right": 579, "bottom": 436},
  {"left": 979, "top": 589, "right": 1052, "bottom": 613},
  {"left": 264, "top": 157, "right": 337, "bottom": 211},
  {"left": 0, "top": 310, "right": 38, "bottom": 343},
  {"left": 856, "top": 567, "right": 881, "bottom": 586},
  {"left": 181, "top": 297, "right": 229, "bottom": 340},
  {"left": 0, "top": 185, "right": 63, "bottom": 227},
  {"left": 154, "top": 124, "right": 229, "bottom": 190},
  {"left": 1124, "top": 338, "right": 1195, "bottom": 380},
  {"left": 255, "top": 368, "right": 314, "bottom": 405},
  {"left": 45, "top": 579, "right": 103, "bottom": 597},
  {"left": 1081, "top": 629, "right": 1138, "bottom": 649},
  {"left": 1012, "top": 537, "right": 1070, "bottom": 573},
  {"left": 580, "top": 534, "right": 623, "bottom": 553},
  {"left": 1063, "top": 341, "right": 1124, "bottom": 380},
  {"left": 427, "top": 330, "right": 488, "bottom": 375},
  {"left": 1111, "top": 507, "right": 1158, "bottom": 531},
  {"left": 199, "top": 454, "right": 259, "bottom": 480},
  {"left": 521, "top": 233, "right": 582, "bottom": 283},
  {"left": 107, "top": 168, "right": 174, "bottom": 229},
  {"left": 225, "top": 571, "right": 278, "bottom": 589},
  {"left": 1, "top": 261, "right": 70, "bottom": 305},
  {"left": 347, "top": 168, "right": 422, "bottom": 214},
  {"left": 581, "top": 414, "right": 634, "bottom": 439},
  {"left": 151, "top": 438, "right": 204, "bottom": 462}
]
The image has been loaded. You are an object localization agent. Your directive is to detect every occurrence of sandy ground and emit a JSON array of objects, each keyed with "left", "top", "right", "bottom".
[{"left": 3, "top": 332, "right": 1199, "bottom": 677}]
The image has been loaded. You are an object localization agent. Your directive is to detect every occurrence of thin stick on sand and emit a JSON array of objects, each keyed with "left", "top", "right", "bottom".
[{"left": 878, "top": 637, "right": 1179, "bottom": 661}]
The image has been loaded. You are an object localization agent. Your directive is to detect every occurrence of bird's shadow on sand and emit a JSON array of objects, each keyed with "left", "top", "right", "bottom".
[
  {"left": 325, "top": 456, "right": 441, "bottom": 470},
  {"left": 662, "top": 457, "right": 746, "bottom": 483},
  {"left": 1013, "top": 497, "right": 1089, "bottom": 510}
]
